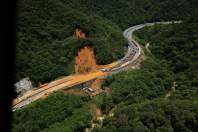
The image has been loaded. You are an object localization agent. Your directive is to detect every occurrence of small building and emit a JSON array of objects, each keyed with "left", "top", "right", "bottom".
[{"left": 14, "top": 77, "right": 33, "bottom": 95}]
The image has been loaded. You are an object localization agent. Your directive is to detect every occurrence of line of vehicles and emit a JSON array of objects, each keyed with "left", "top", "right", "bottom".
[{"left": 100, "top": 26, "right": 141, "bottom": 73}]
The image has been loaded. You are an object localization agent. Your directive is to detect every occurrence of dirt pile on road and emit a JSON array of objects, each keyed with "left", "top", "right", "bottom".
[
  {"left": 73, "top": 28, "right": 98, "bottom": 74},
  {"left": 73, "top": 27, "right": 117, "bottom": 96},
  {"left": 73, "top": 26, "right": 103, "bottom": 94},
  {"left": 75, "top": 46, "right": 104, "bottom": 95},
  {"left": 75, "top": 46, "right": 97, "bottom": 73},
  {"left": 73, "top": 27, "right": 103, "bottom": 95}
]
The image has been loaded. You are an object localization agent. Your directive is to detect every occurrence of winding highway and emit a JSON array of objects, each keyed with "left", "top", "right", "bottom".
[{"left": 13, "top": 21, "right": 181, "bottom": 111}]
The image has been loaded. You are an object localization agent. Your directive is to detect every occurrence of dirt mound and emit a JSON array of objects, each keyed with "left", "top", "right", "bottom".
[
  {"left": 75, "top": 46, "right": 97, "bottom": 73},
  {"left": 75, "top": 46, "right": 104, "bottom": 96},
  {"left": 73, "top": 27, "right": 117, "bottom": 96}
]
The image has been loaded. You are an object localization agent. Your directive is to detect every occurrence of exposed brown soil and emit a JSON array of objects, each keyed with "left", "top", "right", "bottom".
[
  {"left": 76, "top": 48, "right": 110, "bottom": 96},
  {"left": 74, "top": 45, "right": 117, "bottom": 96},
  {"left": 74, "top": 33, "right": 103, "bottom": 94},
  {"left": 90, "top": 104, "right": 102, "bottom": 118},
  {"left": 75, "top": 46, "right": 97, "bottom": 74},
  {"left": 91, "top": 79, "right": 101, "bottom": 91},
  {"left": 73, "top": 28, "right": 86, "bottom": 38},
  {"left": 73, "top": 28, "right": 117, "bottom": 96},
  {"left": 95, "top": 107, "right": 102, "bottom": 117}
]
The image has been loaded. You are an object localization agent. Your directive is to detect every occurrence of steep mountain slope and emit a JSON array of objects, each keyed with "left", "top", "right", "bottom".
[
  {"left": 16, "top": 0, "right": 125, "bottom": 84},
  {"left": 13, "top": 0, "right": 198, "bottom": 131},
  {"left": 95, "top": 17, "right": 198, "bottom": 131},
  {"left": 12, "top": 92, "right": 92, "bottom": 131},
  {"left": 60, "top": 0, "right": 198, "bottom": 29},
  {"left": 16, "top": 0, "right": 198, "bottom": 85}
]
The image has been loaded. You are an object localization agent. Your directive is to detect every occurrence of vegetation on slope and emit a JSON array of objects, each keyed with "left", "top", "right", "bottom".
[
  {"left": 16, "top": 0, "right": 125, "bottom": 84},
  {"left": 94, "top": 17, "right": 198, "bottom": 131},
  {"left": 14, "top": 0, "right": 198, "bottom": 131},
  {"left": 16, "top": 0, "right": 198, "bottom": 85},
  {"left": 12, "top": 92, "right": 92, "bottom": 131},
  {"left": 94, "top": 100, "right": 198, "bottom": 132},
  {"left": 134, "top": 17, "right": 198, "bottom": 100},
  {"left": 60, "top": 0, "right": 198, "bottom": 29}
]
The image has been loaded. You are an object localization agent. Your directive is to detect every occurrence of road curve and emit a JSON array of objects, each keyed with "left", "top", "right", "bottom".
[
  {"left": 12, "top": 21, "right": 181, "bottom": 111},
  {"left": 109, "top": 21, "right": 181, "bottom": 73}
]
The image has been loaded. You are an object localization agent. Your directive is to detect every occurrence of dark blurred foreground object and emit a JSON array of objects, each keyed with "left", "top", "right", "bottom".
[{"left": 0, "top": 0, "right": 16, "bottom": 132}]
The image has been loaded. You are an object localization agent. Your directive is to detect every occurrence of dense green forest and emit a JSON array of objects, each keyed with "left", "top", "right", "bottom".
[
  {"left": 16, "top": 0, "right": 126, "bottom": 84},
  {"left": 93, "top": 17, "right": 198, "bottom": 131},
  {"left": 94, "top": 99, "right": 198, "bottom": 132},
  {"left": 12, "top": 92, "right": 92, "bottom": 131},
  {"left": 14, "top": 0, "right": 198, "bottom": 131},
  {"left": 59, "top": 0, "right": 198, "bottom": 29},
  {"left": 134, "top": 17, "right": 198, "bottom": 100},
  {"left": 13, "top": 19, "right": 198, "bottom": 131},
  {"left": 16, "top": 0, "right": 198, "bottom": 85}
]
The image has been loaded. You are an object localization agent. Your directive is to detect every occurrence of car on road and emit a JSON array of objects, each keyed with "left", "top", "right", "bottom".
[{"left": 100, "top": 68, "right": 110, "bottom": 72}]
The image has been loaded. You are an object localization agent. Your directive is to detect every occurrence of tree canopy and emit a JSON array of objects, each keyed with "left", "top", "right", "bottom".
[{"left": 14, "top": 0, "right": 198, "bottom": 131}]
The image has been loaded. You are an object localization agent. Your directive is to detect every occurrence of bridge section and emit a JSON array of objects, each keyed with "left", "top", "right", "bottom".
[{"left": 13, "top": 71, "right": 108, "bottom": 111}]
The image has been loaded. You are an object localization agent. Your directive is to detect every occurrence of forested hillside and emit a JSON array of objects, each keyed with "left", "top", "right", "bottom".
[
  {"left": 94, "top": 16, "right": 198, "bottom": 131},
  {"left": 134, "top": 16, "right": 198, "bottom": 100},
  {"left": 60, "top": 0, "right": 198, "bottom": 29},
  {"left": 12, "top": 92, "right": 92, "bottom": 131},
  {"left": 16, "top": 0, "right": 125, "bottom": 84},
  {"left": 16, "top": 0, "right": 198, "bottom": 85},
  {"left": 14, "top": 0, "right": 198, "bottom": 131}
]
